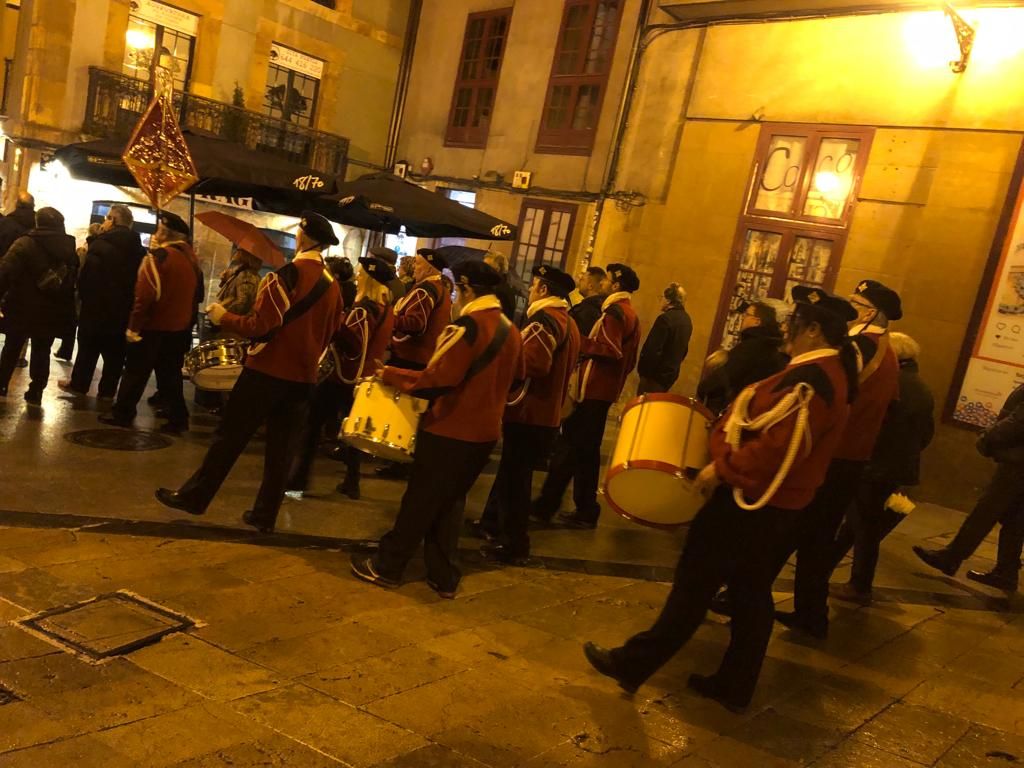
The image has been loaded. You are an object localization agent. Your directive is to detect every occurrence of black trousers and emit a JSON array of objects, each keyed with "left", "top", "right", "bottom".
[
  {"left": 787, "top": 459, "right": 865, "bottom": 625},
  {"left": 375, "top": 430, "right": 494, "bottom": 591},
  {"left": 946, "top": 463, "right": 1024, "bottom": 575},
  {"left": 831, "top": 476, "right": 900, "bottom": 593},
  {"left": 535, "top": 400, "right": 612, "bottom": 522},
  {"left": 176, "top": 368, "right": 312, "bottom": 524},
  {"left": 113, "top": 330, "right": 191, "bottom": 425},
  {"left": 481, "top": 422, "right": 556, "bottom": 557},
  {"left": 70, "top": 331, "right": 127, "bottom": 397},
  {"left": 288, "top": 379, "right": 349, "bottom": 492},
  {"left": 0, "top": 334, "right": 54, "bottom": 394},
  {"left": 610, "top": 487, "right": 800, "bottom": 706}
]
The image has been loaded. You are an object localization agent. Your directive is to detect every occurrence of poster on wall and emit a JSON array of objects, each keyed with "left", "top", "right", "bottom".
[{"left": 953, "top": 176, "right": 1024, "bottom": 428}]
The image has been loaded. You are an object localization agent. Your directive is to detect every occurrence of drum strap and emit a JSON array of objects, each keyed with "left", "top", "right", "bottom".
[
  {"left": 465, "top": 316, "right": 511, "bottom": 384},
  {"left": 253, "top": 270, "right": 332, "bottom": 344}
]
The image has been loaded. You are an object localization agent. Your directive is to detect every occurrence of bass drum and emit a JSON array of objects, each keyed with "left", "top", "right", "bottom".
[
  {"left": 340, "top": 377, "right": 427, "bottom": 463},
  {"left": 604, "top": 394, "right": 713, "bottom": 529},
  {"left": 184, "top": 339, "right": 249, "bottom": 391}
]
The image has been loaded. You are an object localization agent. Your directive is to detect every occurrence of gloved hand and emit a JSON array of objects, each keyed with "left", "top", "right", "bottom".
[
  {"left": 126, "top": 329, "right": 142, "bottom": 343},
  {"left": 205, "top": 302, "right": 227, "bottom": 325}
]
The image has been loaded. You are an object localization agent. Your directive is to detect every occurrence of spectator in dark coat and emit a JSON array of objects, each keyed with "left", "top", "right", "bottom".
[
  {"left": 637, "top": 282, "right": 693, "bottom": 394},
  {"left": 698, "top": 299, "right": 790, "bottom": 415},
  {"left": 0, "top": 192, "right": 36, "bottom": 258},
  {"left": 369, "top": 246, "right": 406, "bottom": 302},
  {"left": 0, "top": 206, "right": 78, "bottom": 404},
  {"left": 570, "top": 266, "right": 606, "bottom": 336},
  {"left": 485, "top": 251, "right": 518, "bottom": 320},
  {"left": 832, "top": 333, "right": 935, "bottom": 602},
  {"left": 327, "top": 256, "right": 357, "bottom": 308},
  {"left": 59, "top": 205, "right": 145, "bottom": 399},
  {"left": 915, "top": 382, "right": 1024, "bottom": 592}
]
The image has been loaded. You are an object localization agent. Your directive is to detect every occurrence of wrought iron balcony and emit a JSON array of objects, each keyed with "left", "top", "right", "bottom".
[{"left": 82, "top": 67, "right": 349, "bottom": 178}]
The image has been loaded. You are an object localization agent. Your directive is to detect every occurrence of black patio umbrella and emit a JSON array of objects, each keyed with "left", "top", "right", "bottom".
[
  {"left": 52, "top": 130, "right": 341, "bottom": 213},
  {"left": 317, "top": 172, "right": 517, "bottom": 240}
]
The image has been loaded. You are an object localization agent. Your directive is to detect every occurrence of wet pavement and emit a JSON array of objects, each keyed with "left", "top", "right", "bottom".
[{"left": 1, "top": 364, "right": 1023, "bottom": 766}]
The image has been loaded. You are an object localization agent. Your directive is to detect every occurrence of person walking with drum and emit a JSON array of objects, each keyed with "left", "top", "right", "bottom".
[
  {"left": 533, "top": 263, "right": 642, "bottom": 529},
  {"left": 583, "top": 286, "right": 859, "bottom": 713},
  {"left": 351, "top": 260, "right": 523, "bottom": 598},
  {"left": 476, "top": 265, "right": 581, "bottom": 563},
  {"left": 154, "top": 211, "right": 345, "bottom": 533}
]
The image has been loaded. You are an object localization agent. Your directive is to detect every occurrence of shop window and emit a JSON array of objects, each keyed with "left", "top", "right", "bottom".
[
  {"left": 122, "top": 8, "right": 196, "bottom": 93},
  {"left": 535, "top": 0, "right": 622, "bottom": 156},
  {"left": 445, "top": 9, "right": 512, "bottom": 148},
  {"left": 511, "top": 199, "right": 577, "bottom": 285},
  {"left": 710, "top": 123, "right": 873, "bottom": 350},
  {"left": 259, "top": 45, "right": 324, "bottom": 160}
]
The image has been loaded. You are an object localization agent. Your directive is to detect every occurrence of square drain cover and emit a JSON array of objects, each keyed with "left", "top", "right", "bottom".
[
  {"left": 19, "top": 592, "right": 194, "bottom": 661},
  {"left": 0, "top": 685, "right": 20, "bottom": 705}
]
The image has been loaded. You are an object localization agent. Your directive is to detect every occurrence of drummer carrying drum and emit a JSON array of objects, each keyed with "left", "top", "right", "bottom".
[
  {"left": 154, "top": 211, "right": 345, "bottom": 533},
  {"left": 583, "top": 285, "right": 859, "bottom": 713}
]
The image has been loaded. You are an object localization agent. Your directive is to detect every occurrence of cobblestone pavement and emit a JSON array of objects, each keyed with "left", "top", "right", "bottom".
[{"left": 1, "top": 366, "right": 1023, "bottom": 766}]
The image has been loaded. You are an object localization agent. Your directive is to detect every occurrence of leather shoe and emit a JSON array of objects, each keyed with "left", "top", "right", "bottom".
[
  {"left": 426, "top": 579, "right": 457, "bottom": 600},
  {"left": 374, "top": 463, "right": 410, "bottom": 480},
  {"left": 583, "top": 642, "right": 638, "bottom": 694},
  {"left": 556, "top": 512, "right": 597, "bottom": 530},
  {"left": 57, "top": 380, "right": 87, "bottom": 396},
  {"left": 774, "top": 610, "right": 828, "bottom": 640},
  {"left": 98, "top": 413, "right": 133, "bottom": 428},
  {"left": 336, "top": 478, "right": 361, "bottom": 500},
  {"left": 708, "top": 588, "right": 733, "bottom": 618},
  {"left": 966, "top": 569, "right": 1019, "bottom": 592},
  {"left": 912, "top": 545, "right": 959, "bottom": 577},
  {"left": 480, "top": 542, "right": 530, "bottom": 566},
  {"left": 23, "top": 390, "right": 42, "bottom": 406},
  {"left": 467, "top": 519, "right": 498, "bottom": 541},
  {"left": 350, "top": 554, "right": 399, "bottom": 588},
  {"left": 686, "top": 673, "right": 748, "bottom": 714},
  {"left": 155, "top": 488, "right": 203, "bottom": 515},
  {"left": 242, "top": 510, "right": 274, "bottom": 534}
]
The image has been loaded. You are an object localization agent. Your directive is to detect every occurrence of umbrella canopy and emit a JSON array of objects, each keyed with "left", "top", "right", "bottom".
[
  {"left": 196, "top": 211, "right": 285, "bottom": 268},
  {"left": 318, "top": 172, "right": 516, "bottom": 240},
  {"left": 52, "top": 130, "right": 341, "bottom": 212}
]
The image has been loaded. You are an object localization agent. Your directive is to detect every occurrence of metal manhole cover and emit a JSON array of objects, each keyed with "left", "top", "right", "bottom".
[
  {"left": 0, "top": 685, "right": 20, "bottom": 705},
  {"left": 65, "top": 429, "right": 173, "bottom": 452},
  {"left": 18, "top": 592, "right": 194, "bottom": 661}
]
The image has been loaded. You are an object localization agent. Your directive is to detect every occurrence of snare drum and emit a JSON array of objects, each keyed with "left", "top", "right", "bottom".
[
  {"left": 341, "top": 377, "right": 427, "bottom": 463},
  {"left": 183, "top": 339, "right": 249, "bottom": 391},
  {"left": 604, "top": 394, "right": 713, "bottom": 529}
]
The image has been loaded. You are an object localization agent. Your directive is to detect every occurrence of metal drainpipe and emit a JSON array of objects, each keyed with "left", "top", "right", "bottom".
[{"left": 384, "top": 0, "right": 423, "bottom": 173}]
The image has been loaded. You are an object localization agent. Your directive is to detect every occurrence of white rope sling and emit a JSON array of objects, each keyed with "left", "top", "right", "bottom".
[{"left": 724, "top": 382, "right": 816, "bottom": 511}]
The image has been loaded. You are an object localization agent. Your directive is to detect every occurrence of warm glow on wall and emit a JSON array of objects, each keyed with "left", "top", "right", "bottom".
[
  {"left": 903, "top": 11, "right": 962, "bottom": 69},
  {"left": 125, "top": 28, "right": 155, "bottom": 52},
  {"left": 903, "top": 7, "right": 1024, "bottom": 72},
  {"left": 813, "top": 170, "right": 848, "bottom": 200}
]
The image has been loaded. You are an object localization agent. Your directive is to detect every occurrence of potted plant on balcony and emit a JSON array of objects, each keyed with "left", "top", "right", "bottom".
[{"left": 222, "top": 83, "right": 249, "bottom": 145}]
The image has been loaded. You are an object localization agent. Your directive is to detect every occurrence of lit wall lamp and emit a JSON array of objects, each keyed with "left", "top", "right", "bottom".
[{"left": 944, "top": 2, "right": 975, "bottom": 73}]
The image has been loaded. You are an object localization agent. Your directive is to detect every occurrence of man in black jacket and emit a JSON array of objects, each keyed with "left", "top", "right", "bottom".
[
  {"left": 637, "top": 282, "right": 692, "bottom": 394},
  {"left": 0, "top": 192, "right": 36, "bottom": 258},
  {"left": 60, "top": 205, "right": 145, "bottom": 399},
  {"left": 0, "top": 206, "right": 78, "bottom": 404},
  {"left": 914, "top": 383, "right": 1024, "bottom": 591},
  {"left": 570, "top": 266, "right": 606, "bottom": 336}
]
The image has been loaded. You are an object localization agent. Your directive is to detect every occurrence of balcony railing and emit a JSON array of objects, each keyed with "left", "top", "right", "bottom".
[{"left": 83, "top": 67, "right": 349, "bottom": 178}]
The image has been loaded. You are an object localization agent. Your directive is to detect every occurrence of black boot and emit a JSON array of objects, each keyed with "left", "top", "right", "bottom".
[
  {"left": 337, "top": 475, "right": 360, "bottom": 500},
  {"left": 912, "top": 545, "right": 959, "bottom": 577},
  {"left": 966, "top": 569, "right": 1019, "bottom": 592}
]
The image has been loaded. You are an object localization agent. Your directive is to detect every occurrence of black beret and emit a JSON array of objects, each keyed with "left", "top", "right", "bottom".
[
  {"left": 369, "top": 246, "right": 399, "bottom": 265},
  {"left": 416, "top": 248, "right": 448, "bottom": 271},
  {"left": 453, "top": 260, "right": 502, "bottom": 289},
  {"left": 853, "top": 280, "right": 903, "bottom": 321},
  {"left": 299, "top": 210, "right": 339, "bottom": 246},
  {"left": 358, "top": 255, "right": 397, "bottom": 285},
  {"left": 606, "top": 262, "right": 640, "bottom": 292},
  {"left": 158, "top": 210, "right": 190, "bottom": 238},
  {"left": 792, "top": 285, "right": 858, "bottom": 323},
  {"left": 532, "top": 264, "right": 575, "bottom": 297}
]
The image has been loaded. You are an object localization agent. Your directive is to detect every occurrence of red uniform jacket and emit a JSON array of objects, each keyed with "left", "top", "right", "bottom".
[
  {"left": 333, "top": 297, "right": 394, "bottom": 384},
  {"left": 390, "top": 274, "right": 452, "bottom": 367},
  {"left": 835, "top": 327, "right": 900, "bottom": 462},
  {"left": 220, "top": 252, "right": 345, "bottom": 384},
  {"left": 710, "top": 350, "right": 851, "bottom": 510},
  {"left": 382, "top": 295, "right": 523, "bottom": 443},
  {"left": 128, "top": 240, "right": 201, "bottom": 334},
  {"left": 578, "top": 292, "right": 641, "bottom": 403},
  {"left": 506, "top": 298, "right": 581, "bottom": 428}
]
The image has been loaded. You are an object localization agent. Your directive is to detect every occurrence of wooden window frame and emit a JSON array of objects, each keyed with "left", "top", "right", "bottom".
[
  {"left": 123, "top": 16, "right": 196, "bottom": 94},
  {"left": 511, "top": 198, "right": 578, "bottom": 278},
  {"left": 444, "top": 8, "right": 513, "bottom": 149},
  {"left": 535, "top": 0, "right": 622, "bottom": 156}
]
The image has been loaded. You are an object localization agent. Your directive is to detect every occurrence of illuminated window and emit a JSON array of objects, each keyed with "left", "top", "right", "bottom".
[
  {"left": 445, "top": 9, "right": 512, "bottom": 149},
  {"left": 536, "top": 0, "right": 622, "bottom": 156},
  {"left": 511, "top": 199, "right": 577, "bottom": 284},
  {"left": 122, "top": 15, "right": 194, "bottom": 93}
]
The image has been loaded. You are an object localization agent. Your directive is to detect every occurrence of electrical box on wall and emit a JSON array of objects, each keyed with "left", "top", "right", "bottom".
[{"left": 512, "top": 170, "right": 532, "bottom": 190}]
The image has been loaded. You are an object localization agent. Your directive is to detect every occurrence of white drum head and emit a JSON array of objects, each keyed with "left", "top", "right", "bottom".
[
  {"left": 193, "top": 364, "right": 243, "bottom": 391},
  {"left": 605, "top": 467, "right": 703, "bottom": 527}
]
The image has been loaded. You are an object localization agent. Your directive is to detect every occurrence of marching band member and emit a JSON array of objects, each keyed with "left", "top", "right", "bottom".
[
  {"left": 477, "top": 265, "right": 581, "bottom": 563},
  {"left": 389, "top": 248, "right": 451, "bottom": 370},
  {"left": 155, "top": 212, "right": 345, "bottom": 532},
  {"left": 351, "top": 260, "right": 523, "bottom": 598},
  {"left": 775, "top": 279, "right": 901, "bottom": 638},
  {"left": 533, "top": 263, "right": 641, "bottom": 529},
  {"left": 330, "top": 254, "right": 395, "bottom": 499},
  {"left": 583, "top": 286, "right": 858, "bottom": 713}
]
